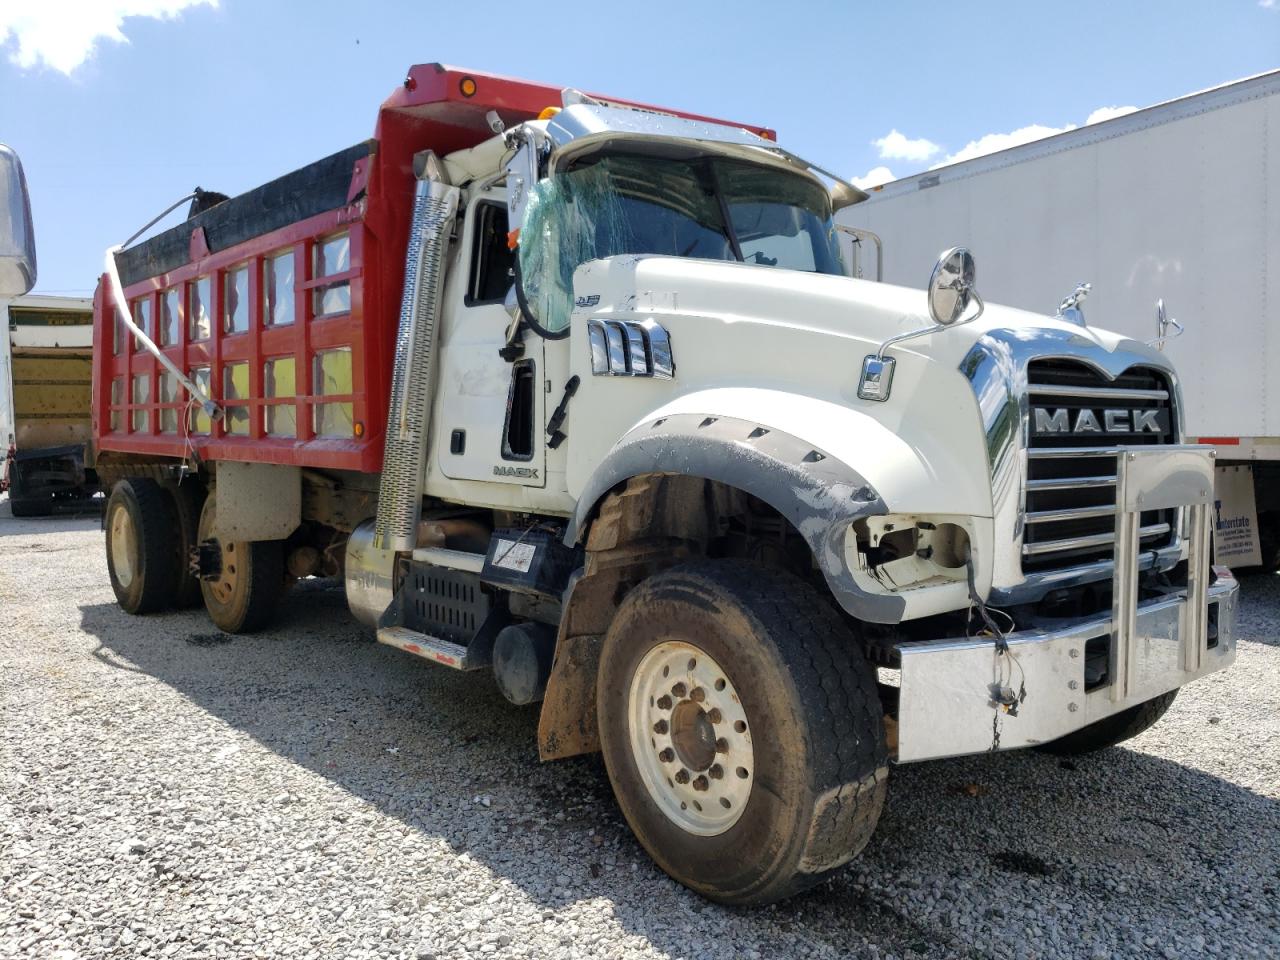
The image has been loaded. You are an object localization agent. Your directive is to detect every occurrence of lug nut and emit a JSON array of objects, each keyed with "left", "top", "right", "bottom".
[
  {"left": 671, "top": 682, "right": 687, "bottom": 698},
  {"left": 657, "top": 695, "right": 673, "bottom": 710},
  {"left": 659, "top": 748, "right": 675, "bottom": 763},
  {"left": 690, "top": 686, "right": 705, "bottom": 702},
  {"left": 716, "top": 737, "right": 729, "bottom": 753},
  {"left": 653, "top": 719, "right": 669, "bottom": 734},
  {"left": 707, "top": 708, "right": 722, "bottom": 724},
  {"left": 709, "top": 764, "right": 724, "bottom": 780},
  {"left": 692, "top": 775, "right": 709, "bottom": 792},
  {"left": 674, "top": 769, "right": 690, "bottom": 784}
]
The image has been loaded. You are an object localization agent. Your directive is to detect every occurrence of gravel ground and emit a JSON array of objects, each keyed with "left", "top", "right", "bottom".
[{"left": 2, "top": 498, "right": 1277, "bottom": 960}]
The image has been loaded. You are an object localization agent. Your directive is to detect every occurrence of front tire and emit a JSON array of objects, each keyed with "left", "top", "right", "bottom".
[
  {"left": 1039, "top": 690, "right": 1178, "bottom": 755},
  {"left": 597, "top": 560, "right": 888, "bottom": 905},
  {"left": 105, "top": 478, "right": 181, "bottom": 614},
  {"left": 197, "top": 493, "right": 283, "bottom": 634}
]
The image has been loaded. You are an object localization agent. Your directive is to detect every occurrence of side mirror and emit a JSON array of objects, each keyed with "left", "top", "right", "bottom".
[
  {"left": 0, "top": 144, "right": 36, "bottom": 298},
  {"left": 927, "top": 246, "right": 981, "bottom": 327}
]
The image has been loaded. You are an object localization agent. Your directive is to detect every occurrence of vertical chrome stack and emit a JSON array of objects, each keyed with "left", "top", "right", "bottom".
[{"left": 373, "top": 174, "right": 460, "bottom": 553}]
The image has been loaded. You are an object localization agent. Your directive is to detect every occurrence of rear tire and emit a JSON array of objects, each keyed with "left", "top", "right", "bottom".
[
  {"left": 1039, "top": 690, "right": 1178, "bottom": 755},
  {"left": 166, "top": 479, "right": 207, "bottom": 609},
  {"left": 105, "top": 478, "right": 181, "bottom": 614},
  {"left": 197, "top": 493, "right": 283, "bottom": 634},
  {"left": 597, "top": 560, "right": 888, "bottom": 905},
  {"left": 8, "top": 462, "right": 51, "bottom": 517}
]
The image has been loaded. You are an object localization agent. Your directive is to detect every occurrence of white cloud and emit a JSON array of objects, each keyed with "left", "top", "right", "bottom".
[
  {"left": 0, "top": 0, "right": 216, "bottom": 75},
  {"left": 1086, "top": 105, "right": 1138, "bottom": 124},
  {"left": 1261, "top": 1, "right": 1277, "bottom": 9},
  {"left": 871, "top": 129, "right": 941, "bottom": 163},
  {"left": 932, "top": 103, "right": 1139, "bottom": 167},
  {"left": 937, "top": 123, "right": 1075, "bottom": 166},
  {"left": 851, "top": 165, "right": 896, "bottom": 189}
]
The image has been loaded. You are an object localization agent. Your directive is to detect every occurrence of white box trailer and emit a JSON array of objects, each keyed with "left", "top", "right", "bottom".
[{"left": 840, "top": 69, "right": 1280, "bottom": 568}]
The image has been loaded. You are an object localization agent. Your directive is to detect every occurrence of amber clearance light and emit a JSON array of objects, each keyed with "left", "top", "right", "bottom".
[{"left": 459, "top": 76, "right": 477, "bottom": 98}]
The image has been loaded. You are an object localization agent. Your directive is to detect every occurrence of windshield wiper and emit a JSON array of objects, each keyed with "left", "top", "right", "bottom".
[{"left": 701, "top": 159, "right": 745, "bottom": 263}]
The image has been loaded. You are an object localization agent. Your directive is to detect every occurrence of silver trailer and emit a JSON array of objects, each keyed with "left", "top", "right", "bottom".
[{"left": 841, "top": 69, "right": 1280, "bottom": 568}]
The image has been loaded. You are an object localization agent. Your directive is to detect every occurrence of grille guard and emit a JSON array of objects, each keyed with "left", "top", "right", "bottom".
[{"left": 894, "top": 445, "right": 1235, "bottom": 762}]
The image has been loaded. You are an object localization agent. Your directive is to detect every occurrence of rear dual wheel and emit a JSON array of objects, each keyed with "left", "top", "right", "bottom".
[
  {"left": 195, "top": 494, "right": 283, "bottom": 634},
  {"left": 597, "top": 560, "right": 889, "bottom": 906},
  {"left": 105, "top": 478, "right": 182, "bottom": 614}
]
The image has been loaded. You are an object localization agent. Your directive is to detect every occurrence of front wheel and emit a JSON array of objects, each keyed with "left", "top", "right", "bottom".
[{"left": 597, "top": 560, "right": 888, "bottom": 905}]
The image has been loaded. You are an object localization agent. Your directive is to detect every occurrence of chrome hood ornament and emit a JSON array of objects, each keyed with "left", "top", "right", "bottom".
[{"left": 1056, "top": 282, "right": 1092, "bottom": 326}]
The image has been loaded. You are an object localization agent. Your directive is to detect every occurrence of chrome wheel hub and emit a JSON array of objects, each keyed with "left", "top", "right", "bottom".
[{"left": 627, "top": 641, "right": 753, "bottom": 836}]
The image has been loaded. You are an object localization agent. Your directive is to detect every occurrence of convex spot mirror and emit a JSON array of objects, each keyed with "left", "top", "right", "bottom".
[
  {"left": 927, "top": 246, "right": 981, "bottom": 327},
  {"left": 0, "top": 144, "right": 36, "bottom": 298}
]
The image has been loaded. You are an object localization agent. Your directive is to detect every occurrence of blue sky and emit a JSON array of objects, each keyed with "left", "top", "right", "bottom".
[{"left": 2, "top": 0, "right": 1277, "bottom": 297}]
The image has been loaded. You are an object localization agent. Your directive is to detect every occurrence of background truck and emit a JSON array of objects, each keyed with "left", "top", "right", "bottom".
[
  {"left": 1, "top": 294, "right": 99, "bottom": 516},
  {"left": 839, "top": 69, "right": 1280, "bottom": 569},
  {"left": 83, "top": 63, "right": 1236, "bottom": 905}
]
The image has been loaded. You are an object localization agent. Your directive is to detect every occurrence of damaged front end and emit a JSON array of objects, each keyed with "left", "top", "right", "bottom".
[{"left": 891, "top": 446, "right": 1238, "bottom": 762}]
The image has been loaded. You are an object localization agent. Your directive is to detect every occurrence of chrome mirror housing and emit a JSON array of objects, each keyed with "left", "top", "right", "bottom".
[
  {"left": 927, "top": 247, "right": 981, "bottom": 327},
  {"left": 0, "top": 144, "right": 36, "bottom": 298},
  {"left": 1149, "top": 298, "right": 1184, "bottom": 352},
  {"left": 858, "top": 246, "right": 984, "bottom": 403}
]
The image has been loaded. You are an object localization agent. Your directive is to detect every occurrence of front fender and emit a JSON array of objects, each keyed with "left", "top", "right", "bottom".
[
  {"left": 567, "top": 389, "right": 995, "bottom": 624},
  {"left": 568, "top": 408, "right": 907, "bottom": 621}
]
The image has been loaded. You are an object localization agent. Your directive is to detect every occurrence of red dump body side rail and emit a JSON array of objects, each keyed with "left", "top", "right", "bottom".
[{"left": 91, "top": 64, "right": 773, "bottom": 474}]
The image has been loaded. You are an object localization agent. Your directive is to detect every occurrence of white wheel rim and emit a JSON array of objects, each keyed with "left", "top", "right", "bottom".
[
  {"left": 109, "top": 504, "right": 136, "bottom": 589},
  {"left": 627, "top": 641, "right": 754, "bottom": 836}
]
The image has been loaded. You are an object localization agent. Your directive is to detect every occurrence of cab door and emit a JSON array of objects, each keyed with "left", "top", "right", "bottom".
[{"left": 436, "top": 198, "right": 546, "bottom": 488}]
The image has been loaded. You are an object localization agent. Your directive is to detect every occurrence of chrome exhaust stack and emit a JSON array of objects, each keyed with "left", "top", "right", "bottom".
[{"left": 345, "top": 160, "right": 459, "bottom": 626}]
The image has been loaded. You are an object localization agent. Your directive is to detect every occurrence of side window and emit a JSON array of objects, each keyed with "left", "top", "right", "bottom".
[
  {"left": 501, "top": 359, "right": 535, "bottom": 461},
  {"left": 467, "top": 203, "right": 515, "bottom": 305}
]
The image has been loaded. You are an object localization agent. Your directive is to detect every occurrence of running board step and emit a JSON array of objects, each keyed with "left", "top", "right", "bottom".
[{"left": 377, "top": 626, "right": 488, "bottom": 671}]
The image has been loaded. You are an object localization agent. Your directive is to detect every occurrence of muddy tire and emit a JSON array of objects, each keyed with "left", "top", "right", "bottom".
[
  {"left": 105, "top": 477, "right": 181, "bottom": 615},
  {"left": 197, "top": 493, "right": 283, "bottom": 634},
  {"left": 165, "top": 479, "right": 207, "bottom": 609},
  {"left": 1038, "top": 690, "right": 1179, "bottom": 755},
  {"left": 597, "top": 560, "right": 888, "bottom": 905}
]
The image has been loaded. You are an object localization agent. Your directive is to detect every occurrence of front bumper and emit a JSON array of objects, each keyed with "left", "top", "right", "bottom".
[{"left": 895, "top": 445, "right": 1238, "bottom": 763}]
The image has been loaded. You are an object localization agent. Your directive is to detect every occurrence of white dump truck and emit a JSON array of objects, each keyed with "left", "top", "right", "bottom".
[
  {"left": 73, "top": 65, "right": 1236, "bottom": 904},
  {"left": 840, "top": 69, "right": 1280, "bottom": 570}
]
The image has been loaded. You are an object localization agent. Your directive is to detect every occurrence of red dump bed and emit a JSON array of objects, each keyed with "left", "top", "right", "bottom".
[{"left": 90, "top": 64, "right": 773, "bottom": 473}]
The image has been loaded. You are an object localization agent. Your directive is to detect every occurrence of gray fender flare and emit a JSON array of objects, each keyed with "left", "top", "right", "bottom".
[{"left": 566, "top": 413, "right": 906, "bottom": 624}]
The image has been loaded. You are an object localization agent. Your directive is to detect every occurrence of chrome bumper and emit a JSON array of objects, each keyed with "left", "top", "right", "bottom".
[{"left": 896, "top": 446, "right": 1238, "bottom": 763}]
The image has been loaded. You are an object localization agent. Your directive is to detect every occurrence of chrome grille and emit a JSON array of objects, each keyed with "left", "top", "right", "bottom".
[{"left": 1023, "top": 361, "right": 1176, "bottom": 571}]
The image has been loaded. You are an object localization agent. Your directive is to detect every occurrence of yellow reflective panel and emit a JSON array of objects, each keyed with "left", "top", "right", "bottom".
[
  {"left": 188, "top": 367, "right": 211, "bottom": 434},
  {"left": 158, "top": 371, "right": 179, "bottom": 434},
  {"left": 160, "top": 288, "right": 180, "bottom": 347},
  {"left": 110, "top": 377, "right": 122, "bottom": 431},
  {"left": 224, "top": 266, "right": 250, "bottom": 335},
  {"left": 222, "top": 361, "right": 250, "bottom": 436},
  {"left": 264, "top": 251, "right": 295, "bottom": 326},
  {"left": 131, "top": 374, "right": 149, "bottom": 432},
  {"left": 264, "top": 356, "right": 296, "bottom": 437},
  {"left": 313, "top": 347, "right": 352, "bottom": 437},
  {"left": 189, "top": 277, "right": 211, "bottom": 341}
]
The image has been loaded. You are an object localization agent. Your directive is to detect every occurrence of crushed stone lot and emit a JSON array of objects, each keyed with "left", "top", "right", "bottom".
[{"left": 1, "top": 501, "right": 1277, "bottom": 960}]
